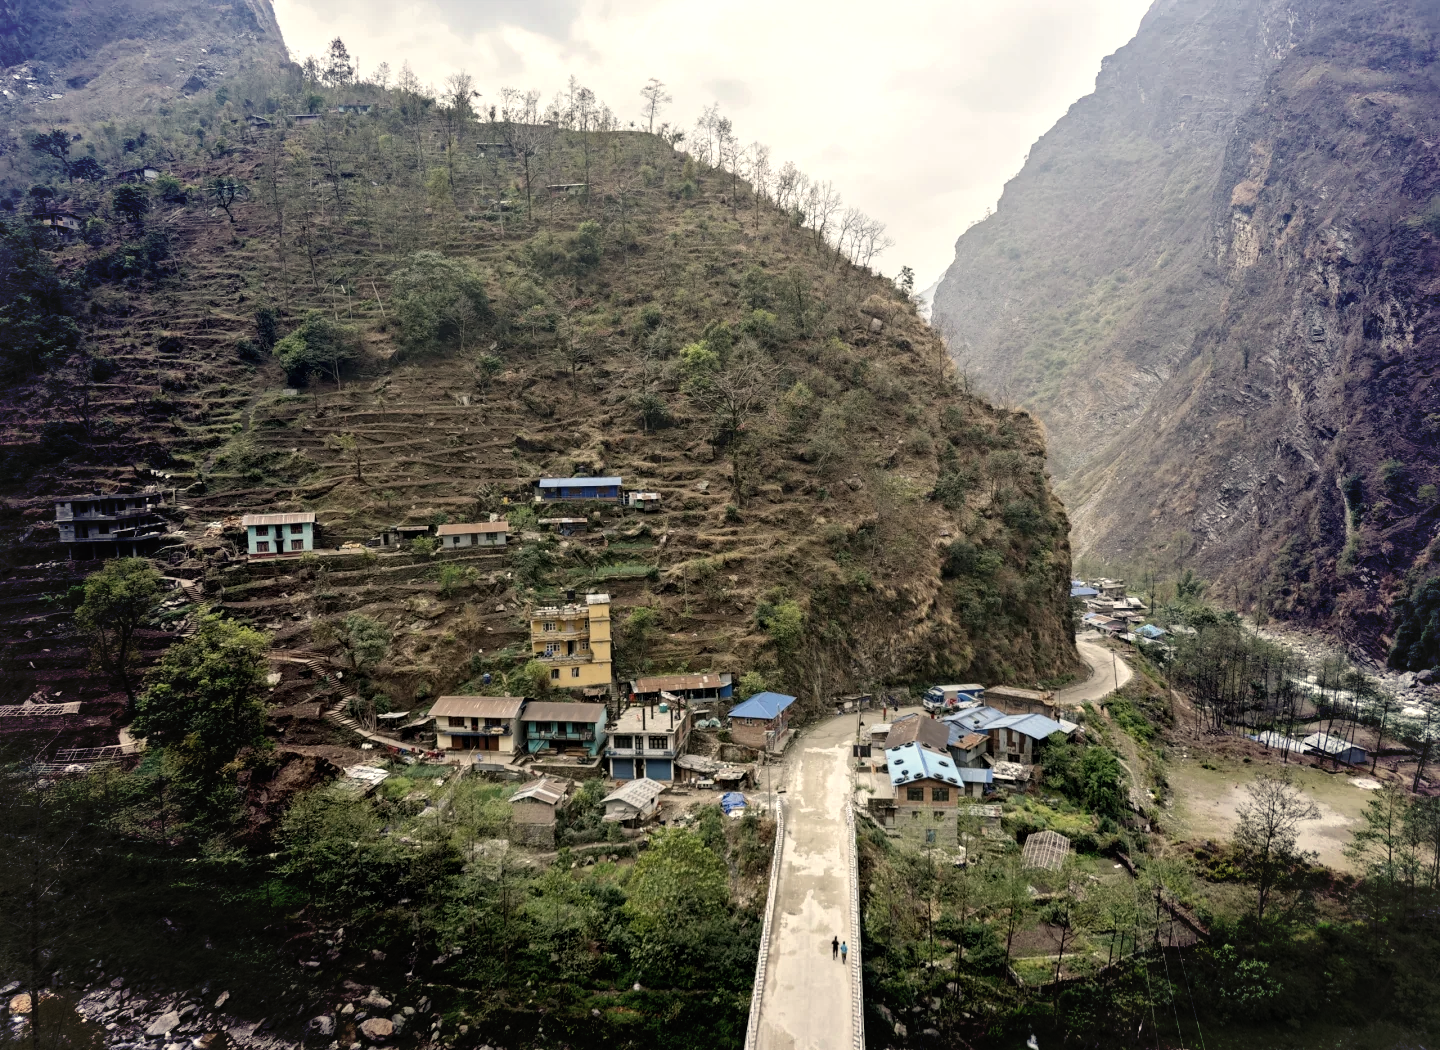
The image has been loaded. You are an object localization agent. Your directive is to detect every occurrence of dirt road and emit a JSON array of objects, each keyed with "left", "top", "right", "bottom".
[
  {"left": 757, "top": 715, "right": 857, "bottom": 1050},
  {"left": 1059, "top": 631, "right": 1134, "bottom": 708}
]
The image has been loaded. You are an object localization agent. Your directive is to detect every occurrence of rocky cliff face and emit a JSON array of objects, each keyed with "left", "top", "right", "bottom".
[
  {"left": 0, "top": 0, "right": 288, "bottom": 134},
  {"left": 933, "top": 0, "right": 1440, "bottom": 655}
]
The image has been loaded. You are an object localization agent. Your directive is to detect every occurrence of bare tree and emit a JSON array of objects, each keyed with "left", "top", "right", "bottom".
[
  {"left": 499, "top": 88, "right": 548, "bottom": 219},
  {"left": 1233, "top": 770, "right": 1320, "bottom": 921},
  {"left": 640, "top": 78, "right": 672, "bottom": 134},
  {"left": 685, "top": 349, "right": 779, "bottom": 506},
  {"left": 746, "top": 142, "right": 772, "bottom": 233}
]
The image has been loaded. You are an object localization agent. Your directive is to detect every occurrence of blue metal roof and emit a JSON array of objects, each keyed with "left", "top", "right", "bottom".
[
  {"left": 538, "top": 477, "right": 622, "bottom": 488},
  {"left": 728, "top": 691, "right": 797, "bottom": 720},
  {"left": 1137, "top": 624, "right": 1167, "bottom": 639},
  {"left": 941, "top": 706, "right": 1005, "bottom": 733},
  {"left": 887, "top": 742, "right": 963, "bottom": 787},
  {"left": 987, "top": 713, "right": 1070, "bottom": 739},
  {"left": 1071, "top": 585, "right": 1099, "bottom": 598},
  {"left": 956, "top": 767, "right": 993, "bottom": 784}
]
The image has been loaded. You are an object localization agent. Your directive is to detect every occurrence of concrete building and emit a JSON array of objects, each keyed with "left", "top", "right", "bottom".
[
  {"left": 602, "top": 777, "right": 665, "bottom": 825},
  {"left": 435, "top": 521, "right": 509, "bottom": 549},
  {"left": 726, "top": 691, "right": 797, "bottom": 750},
  {"left": 432, "top": 696, "right": 524, "bottom": 756},
  {"left": 537, "top": 476, "right": 622, "bottom": 502},
  {"left": 510, "top": 776, "right": 573, "bottom": 847},
  {"left": 948, "top": 731, "right": 991, "bottom": 768},
  {"left": 530, "top": 592, "right": 613, "bottom": 689},
  {"left": 606, "top": 700, "right": 691, "bottom": 781},
  {"left": 520, "top": 701, "right": 608, "bottom": 758},
  {"left": 55, "top": 488, "right": 171, "bottom": 559},
  {"left": 243, "top": 512, "right": 316, "bottom": 557},
  {"left": 877, "top": 743, "right": 972, "bottom": 845}
]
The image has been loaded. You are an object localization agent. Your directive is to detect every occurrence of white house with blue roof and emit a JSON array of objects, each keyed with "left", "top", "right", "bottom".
[
  {"left": 727, "top": 691, "right": 796, "bottom": 750},
  {"left": 877, "top": 742, "right": 993, "bottom": 843}
]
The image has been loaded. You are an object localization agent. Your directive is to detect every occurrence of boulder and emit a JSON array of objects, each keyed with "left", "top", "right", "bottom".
[
  {"left": 360, "top": 992, "right": 392, "bottom": 1010},
  {"left": 359, "top": 1018, "right": 393, "bottom": 1042},
  {"left": 308, "top": 1016, "right": 336, "bottom": 1037},
  {"left": 869, "top": 317, "right": 884, "bottom": 333},
  {"left": 146, "top": 1011, "right": 181, "bottom": 1037}
]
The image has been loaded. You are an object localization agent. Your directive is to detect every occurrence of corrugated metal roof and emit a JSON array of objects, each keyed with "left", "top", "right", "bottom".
[
  {"left": 883, "top": 714, "right": 950, "bottom": 753},
  {"left": 435, "top": 521, "right": 509, "bottom": 535},
  {"left": 955, "top": 732, "right": 989, "bottom": 750},
  {"left": 603, "top": 777, "right": 666, "bottom": 807},
  {"left": 512, "top": 777, "right": 571, "bottom": 805},
  {"left": 430, "top": 696, "right": 524, "bottom": 719},
  {"left": 241, "top": 512, "right": 316, "bottom": 526},
  {"left": 521, "top": 701, "right": 607, "bottom": 722},
  {"left": 941, "top": 706, "right": 1005, "bottom": 732},
  {"left": 538, "top": 477, "right": 622, "bottom": 488},
  {"left": 987, "top": 713, "right": 1071, "bottom": 739},
  {"left": 728, "top": 691, "right": 797, "bottom": 720},
  {"left": 632, "top": 673, "right": 729, "bottom": 693}
]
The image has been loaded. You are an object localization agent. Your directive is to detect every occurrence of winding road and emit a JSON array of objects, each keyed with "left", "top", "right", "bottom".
[{"left": 1059, "top": 631, "right": 1134, "bottom": 708}]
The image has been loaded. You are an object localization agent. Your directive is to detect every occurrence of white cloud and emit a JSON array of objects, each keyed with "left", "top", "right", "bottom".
[{"left": 271, "top": 0, "right": 1152, "bottom": 285}]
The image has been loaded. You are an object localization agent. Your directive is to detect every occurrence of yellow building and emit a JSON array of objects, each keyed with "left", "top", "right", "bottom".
[{"left": 530, "top": 592, "right": 613, "bottom": 689}]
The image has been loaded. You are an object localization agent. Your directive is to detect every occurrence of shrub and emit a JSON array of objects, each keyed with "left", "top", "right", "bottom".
[
  {"left": 273, "top": 311, "right": 359, "bottom": 386},
  {"left": 390, "top": 251, "right": 489, "bottom": 356}
]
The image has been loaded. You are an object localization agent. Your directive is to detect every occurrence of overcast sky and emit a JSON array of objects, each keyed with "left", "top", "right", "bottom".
[{"left": 271, "top": 0, "right": 1154, "bottom": 286}]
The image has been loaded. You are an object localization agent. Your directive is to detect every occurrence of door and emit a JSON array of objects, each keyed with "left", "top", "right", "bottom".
[
  {"left": 611, "top": 758, "right": 635, "bottom": 780},
  {"left": 646, "top": 758, "right": 672, "bottom": 781}
]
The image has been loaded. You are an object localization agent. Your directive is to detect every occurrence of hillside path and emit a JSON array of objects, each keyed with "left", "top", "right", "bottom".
[
  {"left": 757, "top": 715, "right": 857, "bottom": 1050},
  {"left": 1059, "top": 631, "right": 1134, "bottom": 708}
]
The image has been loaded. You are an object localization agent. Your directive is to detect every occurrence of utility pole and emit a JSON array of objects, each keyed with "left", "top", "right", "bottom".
[{"left": 1112, "top": 652, "right": 1119, "bottom": 692}]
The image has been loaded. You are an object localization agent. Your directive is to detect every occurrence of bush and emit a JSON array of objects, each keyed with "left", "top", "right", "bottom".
[
  {"left": 273, "top": 311, "right": 359, "bottom": 385},
  {"left": 390, "top": 250, "right": 489, "bottom": 356}
]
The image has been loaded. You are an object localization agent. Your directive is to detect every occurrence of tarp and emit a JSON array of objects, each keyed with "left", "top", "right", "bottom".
[{"left": 719, "top": 791, "right": 747, "bottom": 814}]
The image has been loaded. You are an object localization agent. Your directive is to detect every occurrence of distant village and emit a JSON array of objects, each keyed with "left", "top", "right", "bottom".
[{"left": 24, "top": 469, "right": 1122, "bottom": 853}]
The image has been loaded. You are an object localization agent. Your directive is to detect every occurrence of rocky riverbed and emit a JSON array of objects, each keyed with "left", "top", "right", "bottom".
[{"left": 1254, "top": 621, "right": 1439, "bottom": 723}]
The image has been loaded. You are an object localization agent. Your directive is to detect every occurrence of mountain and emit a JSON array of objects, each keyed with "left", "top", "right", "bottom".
[
  {"left": 0, "top": 0, "right": 288, "bottom": 133},
  {"left": 0, "top": 43, "right": 1078, "bottom": 711},
  {"left": 932, "top": 0, "right": 1440, "bottom": 655}
]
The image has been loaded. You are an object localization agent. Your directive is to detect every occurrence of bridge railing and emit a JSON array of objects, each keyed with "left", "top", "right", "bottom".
[
  {"left": 743, "top": 797, "right": 786, "bottom": 1050},
  {"left": 846, "top": 802, "right": 865, "bottom": 1050}
]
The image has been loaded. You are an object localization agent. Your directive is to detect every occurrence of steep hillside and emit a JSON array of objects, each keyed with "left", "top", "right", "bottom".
[
  {"left": 0, "top": 0, "right": 289, "bottom": 164},
  {"left": 0, "top": 72, "right": 1078, "bottom": 718},
  {"left": 933, "top": 0, "right": 1440, "bottom": 655}
]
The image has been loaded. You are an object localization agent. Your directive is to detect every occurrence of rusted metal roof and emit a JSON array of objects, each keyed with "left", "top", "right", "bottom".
[
  {"left": 512, "top": 777, "right": 572, "bottom": 805},
  {"left": 436, "top": 521, "right": 509, "bottom": 536},
  {"left": 430, "top": 696, "right": 524, "bottom": 719},
  {"left": 632, "top": 673, "right": 729, "bottom": 693}
]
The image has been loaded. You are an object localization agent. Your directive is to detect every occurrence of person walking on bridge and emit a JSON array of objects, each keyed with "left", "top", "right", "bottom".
[
  {"left": 840, "top": 940, "right": 848, "bottom": 964},
  {"left": 831, "top": 935, "right": 839, "bottom": 960}
]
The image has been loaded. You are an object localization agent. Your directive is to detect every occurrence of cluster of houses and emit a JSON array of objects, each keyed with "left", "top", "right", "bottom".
[{"left": 865, "top": 689, "right": 1080, "bottom": 846}]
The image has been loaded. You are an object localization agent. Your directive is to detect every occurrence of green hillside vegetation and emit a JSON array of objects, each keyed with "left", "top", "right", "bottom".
[{"left": 0, "top": 60, "right": 1076, "bottom": 709}]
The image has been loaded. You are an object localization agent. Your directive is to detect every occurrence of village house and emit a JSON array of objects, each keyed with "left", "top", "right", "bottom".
[
  {"left": 431, "top": 696, "right": 524, "bottom": 756},
  {"left": 628, "top": 673, "right": 733, "bottom": 707},
  {"left": 509, "top": 776, "right": 574, "bottom": 847},
  {"left": 116, "top": 167, "right": 159, "bottom": 182},
  {"left": 948, "top": 730, "right": 991, "bottom": 768},
  {"left": 985, "top": 685, "right": 1058, "bottom": 716},
  {"left": 726, "top": 691, "right": 797, "bottom": 751},
  {"left": 602, "top": 777, "right": 666, "bottom": 825},
  {"left": 334, "top": 102, "right": 374, "bottom": 114},
  {"left": 941, "top": 705, "right": 1006, "bottom": 735},
  {"left": 873, "top": 743, "right": 971, "bottom": 845},
  {"left": 246, "top": 114, "right": 275, "bottom": 128},
  {"left": 243, "top": 512, "right": 315, "bottom": 557},
  {"left": 520, "top": 701, "right": 608, "bottom": 758},
  {"left": 606, "top": 700, "right": 691, "bottom": 781},
  {"left": 537, "top": 517, "right": 588, "bottom": 535},
  {"left": 985, "top": 712, "right": 1078, "bottom": 764},
  {"left": 55, "top": 487, "right": 171, "bottom": 559},
  {"left": 289, "top": 113, "right": 321, "bottom": 126},
  {"left": 1304, "top": 732, "right": 1369, "bottom": 766},
  {"left": 380, "top": 523, "right": 434, "bottom": 548},
  {"left": 537, "top": 476, "right": 622, "bottom": 502},
  {"left": 883, "top": 713, "right": 950, "bottom": 754},
  {"left": 623, "top": 491, "right": 662, "bottom": 511},
  {"left": 529, "top": 592, "right": 613, "bottom": 689},
  {"left": 435, "top": 521, "right": 509, "bottom": 549}
]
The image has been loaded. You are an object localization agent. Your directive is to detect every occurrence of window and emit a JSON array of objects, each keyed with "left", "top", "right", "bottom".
[
  {"left": 256, "top": 541, "right": 270, "bottom": 553},
  {"left": 925, "top": 829, "right": 937, "bottom": 844},
  {"left": 291, "top": 539, "right": 303, "bottom": 551},
  {"left": 543, "top": 621, "right": 556, "bottom": 632},
  {"left": 648, "top": 736, "right": 668, "bottom": 751},
  {"left": 551, "top": 669, "right": 560, "bottom": 680},
  {"left": 614, "top": 735, "right": 633, "bottom": 749},
  {"left": 448, "top": 716, "right": 465, "bottom": 728},
  {"left": 906, "top": 786, "right": 924, "bottom": 802},
  {"left": 931, "top": 787, "right": 950, "bottom": 802},
  {"left": 935, "top": 810, "right": 946, "bottom": 821},
  {"left": 291, "top": 523, "right": 304, "bottom": 535},
  {"left": 544, "top": 643, "right": 557, "bottom": 656},
  {"left": 570, "top": 667, "right": 580, "bottom": 678},
  {"left": 255, "top": 525, "right": 269, "bottom": 536}
]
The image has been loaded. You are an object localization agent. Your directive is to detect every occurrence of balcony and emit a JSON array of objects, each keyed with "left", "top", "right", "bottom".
[
  {"left": 443, "top": 724, "right": 511, "bottom": 736},
  {"left": 529, "top": 729, "right": 597, "bottom": 742},
  {"left": 534, "top": 651, "right": 594, "bottom": 664}
]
